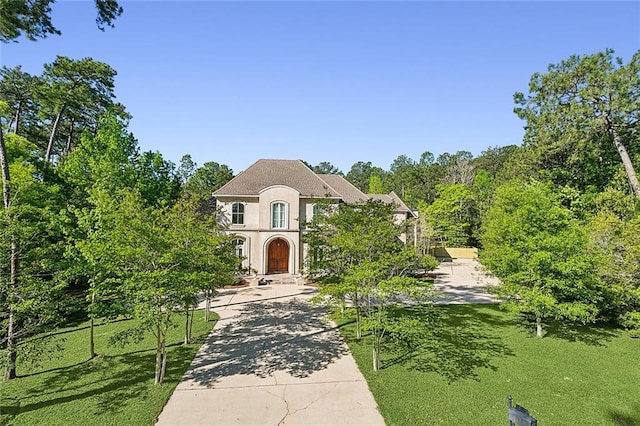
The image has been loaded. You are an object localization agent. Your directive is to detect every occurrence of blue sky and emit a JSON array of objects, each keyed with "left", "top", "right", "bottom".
[{"left": 1, "top": 1, "right": 639, "bottom": 175}]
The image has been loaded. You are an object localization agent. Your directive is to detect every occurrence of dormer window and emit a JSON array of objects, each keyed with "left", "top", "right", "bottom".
[{"left": 232, "top": 203, "right": 244, "bottom": 225}]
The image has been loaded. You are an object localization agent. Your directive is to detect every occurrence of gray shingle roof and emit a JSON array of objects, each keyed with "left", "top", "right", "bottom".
[
  {"left": 213, "top": 159, "right": 342, "bottom": 198},
  {"left": 317, "top": 174, "right": 368, "bottom": 203},
  {"left": 368, "top": 191, "right": 413, "bottom": 215},
  {"left": 214, "top": 160, "right": 414, "bottom": 216}
]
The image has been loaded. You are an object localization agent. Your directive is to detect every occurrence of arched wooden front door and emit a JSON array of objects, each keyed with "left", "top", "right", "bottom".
[{"left": 267, "top": 238, "right": 289, "bottom": 273}]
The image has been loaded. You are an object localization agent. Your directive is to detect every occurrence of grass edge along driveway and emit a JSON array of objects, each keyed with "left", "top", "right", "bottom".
[
  {"left": 0, "top": 314, "right": 217, "bottom": 426},
  {"left": 342, "top": 304, "right": 640, "bottom": 426}
]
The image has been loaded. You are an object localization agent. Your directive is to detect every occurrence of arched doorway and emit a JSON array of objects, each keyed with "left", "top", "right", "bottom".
[{"left": 267, "top": 238, "right": 289, "bottom": 273}]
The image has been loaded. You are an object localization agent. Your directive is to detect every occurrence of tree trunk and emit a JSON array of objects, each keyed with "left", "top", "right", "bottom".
[
  {"left": 4, "top": 308, "right": 17, "bottom": 380},
  {"left": 11, "top": 101, "right": 22, "bottom": 135},
  {"left": 0, "top": 123, "right": 11, "bottom": 209},
  {"left": 64, "top": 117, "right": 75, "bottom": 155},
  {"left": 157, "top": 327, "right": 167, "bottom": 385},
  {"left": 355, "top": 294, "right": 362, "bottom": 339},
  {"left": 89, "top": 292, "right": 96, "bottom": 359},
  {"left": 90, "top": 318, "right": 96, "bottom": 359},
  {"left": 189, "top": 308, "right": 194, "bottom": 341},
  {"left": 1, "top": 119, "right": 18, "bottom": 380},
  {"left": 45, "top": 103, "right": 66, "bottom": 162},
  {"left": 607, "top": 117, "right": 640, "bottom": 198},
  {"left": 372, "top": 344, "right": 380, "bottom": 371},
  {"left": 536, "top": 314, "right": 543, "bottom": 338},
  {"left": 155, "top": 325, "right": 162, "bottom": 384},
  {"left": 204, "top": 297, "right": 211, "bottom": 322},
  {"left": 160, "top": 342, "right": 167, "bottom": 384},
  {"left": 4, "top": 237, "right": 19, "bottom": 380},
  {"left": 184, "top": 309, "right": 190, "bottom": 345}
]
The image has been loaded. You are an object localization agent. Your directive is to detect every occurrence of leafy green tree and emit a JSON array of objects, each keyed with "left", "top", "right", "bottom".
[
  {"left": 0, "top": 0, "right": 122, "bottom": 42},
  {"left": 61, "top": 113, "right": 184, "bottom": 358},
  {"left": 514, "top": 49, "right": 640, "bottom": 197},
  {"left": 481, "top": 180, "right": 603, "bottom": 337},
  {"left": 314, "top": 161, "right": 342, "bottom": 175},
  {"left": 387, "top": 155, "right": 416, "bottom": 200},
  {"left": 421, "top": 184, "right": 476, "bottom": 247},
  {"left": 305, "top": 199, "right": 437, "bottom": 370},
  {"left": 0, "top": 133, "right": 66, "bottom": 379},
  {"left": 346, "top": 161, "right": 386, "bottom": 192},
  {"left": 166, "top": 194, "right": 239, "bottom": 328},
  {"left": 58, "top": 114, "right": 137, "bottom": 358},
  {"left": 588, "top": 189, "right": 640, "bottom": 334},
  {"left": 134, "top": 151, "right": 181, "bottom": 207},
  {"left": 367, "top": 174, "right": 386, "bottom": 194},
  {"left": 79, "top": 186, "right": 237, "bottom": 384},
  {"left": 384, "top": 152, "right": 450, "bottom": 207},
  {"left": 184, "top": 161, "right": 233, "bottom": 199},
  {"left": 473, "top": 145, "right": 519, "bottom": 180},
  {"left": 177, "top": 154, "right": 196, "bottom": 184}
]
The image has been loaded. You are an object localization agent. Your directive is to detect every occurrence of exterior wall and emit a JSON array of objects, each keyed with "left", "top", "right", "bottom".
[
  {"left": 216, "top": 190, "right": 413, "bottom": 275},
  {"left": 433, "top": 247, "right": 478, "bottom": 259},
  {"left": 217, "top": 187, "right": 307, "bottom": 275},
  {"left": 258, "top": 186, "right": 301, "bottom": 231}
]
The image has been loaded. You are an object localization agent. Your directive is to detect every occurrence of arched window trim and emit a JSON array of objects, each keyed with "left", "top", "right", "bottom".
[{"left": 271, "top": 201, "right": 287, "bottom": 229}]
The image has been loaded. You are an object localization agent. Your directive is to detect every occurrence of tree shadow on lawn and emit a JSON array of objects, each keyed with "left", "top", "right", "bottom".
[
  {"left": 181, "top": 298, "right": 349, "bottom": 387},
  {"left": 10, "top": 345, "right": 195, "bottom": 418},
  {"left": 608, "top": 404, "right": 640, "bottom": 426},
  {"left": 384, "top": 304, "right": 515, "bottom": 382},
  {"left": 518, "top": 315, "right": 620, "bottom": 346}
]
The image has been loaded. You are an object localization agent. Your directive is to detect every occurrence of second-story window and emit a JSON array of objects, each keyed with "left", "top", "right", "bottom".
[
  {"left": 272, "top": 202, "right": 286, "bottom": 229},
  {"left": 232, "top": 203, "right": 244, "bottom": 225}
]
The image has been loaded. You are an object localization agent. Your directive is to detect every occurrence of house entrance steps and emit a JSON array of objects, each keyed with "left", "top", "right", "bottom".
[{"left": 246, "top": 273, "right": 305, "bottom": 286}]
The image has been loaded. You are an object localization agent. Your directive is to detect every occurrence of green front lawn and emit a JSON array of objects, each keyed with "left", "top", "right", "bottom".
[
  {"left": 343, "top": 304, "right": 640, "bottom": 425},
  {"left": 0, "top": 313, "right": 216, "bottom": 426}
]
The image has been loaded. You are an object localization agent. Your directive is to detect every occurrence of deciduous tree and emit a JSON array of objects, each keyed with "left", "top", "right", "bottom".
[
  {"left": 305, "top": 199, "right": 437, "bottom": 370},
  {"left": 481, "top": 180, "right": 602, "bottom": 337},
  {"left": 0, "top": 132, "right": 66, "bottom": 379}
]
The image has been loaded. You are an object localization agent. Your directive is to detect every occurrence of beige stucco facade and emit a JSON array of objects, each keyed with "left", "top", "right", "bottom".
[
  {"left": 216, "top": 186, "right": 323, "bottom": 275},
  {"left": 213, "top": 159, "right": 416, "bottom": 277}
]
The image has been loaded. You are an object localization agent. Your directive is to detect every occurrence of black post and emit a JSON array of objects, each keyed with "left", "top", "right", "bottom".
[{"left": 508, "top": 395, "right": 513, "bottom": 426}]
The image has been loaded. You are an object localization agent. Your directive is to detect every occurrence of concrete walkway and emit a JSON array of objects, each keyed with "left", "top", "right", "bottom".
[
  {"left": 432, "top": 258, "right": 499, "bottom": 304},
  {"left": 156, "top": 285, "right": 384, "bottom": 426}
]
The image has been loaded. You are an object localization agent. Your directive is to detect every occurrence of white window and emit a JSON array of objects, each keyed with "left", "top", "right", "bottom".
[
  {"left": 232, "top": 238, "right": 245, "bottom": 258},
  {"left": 313, "top": 203, "right": 325, "bottom": 218},
  {"left": 271, "top": 202, "right": 286, "bottom": 229},
  {"left": 232, "top": 203, "right": 244, "bottom": 225}
]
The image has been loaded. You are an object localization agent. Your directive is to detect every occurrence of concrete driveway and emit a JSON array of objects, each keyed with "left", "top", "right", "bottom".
[
  {"left": 432, "top": 258, "right": 499, "bottom": 304},
  {"left": 155, "top": 285, "right": 384, "bottom": 426}
]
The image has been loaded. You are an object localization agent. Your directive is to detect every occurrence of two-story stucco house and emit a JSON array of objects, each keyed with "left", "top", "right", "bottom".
[{"left": 213, "top": 159, "right": 415, "bottom": 277}]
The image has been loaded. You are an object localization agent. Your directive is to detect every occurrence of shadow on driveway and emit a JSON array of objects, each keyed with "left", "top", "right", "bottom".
[{"left": 181, "top": 297, "right": 349, "bottom": 387}]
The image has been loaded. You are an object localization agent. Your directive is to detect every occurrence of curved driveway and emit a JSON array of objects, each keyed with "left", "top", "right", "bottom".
[{"left": 156, "top": 285, "right": 385, "bottom": 426}]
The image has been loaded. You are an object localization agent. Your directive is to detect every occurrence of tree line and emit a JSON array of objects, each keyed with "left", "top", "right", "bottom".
[
  {"left": 2, "top": 0, "right": 639, "bottom": 376},
  {"left": 0, "top": 49, "right": 242, "bottom": 386}
]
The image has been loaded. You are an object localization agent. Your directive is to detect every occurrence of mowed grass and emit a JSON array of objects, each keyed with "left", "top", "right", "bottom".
[
  {"left": 0, "top": 313, "right": 216, "bottom": 426},
  {"left": 342, "top": 304, "right": 640, "bottom": 425}
]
